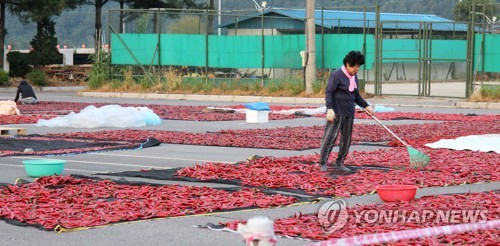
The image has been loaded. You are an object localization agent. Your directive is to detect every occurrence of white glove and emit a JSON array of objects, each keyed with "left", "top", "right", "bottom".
[
  {"left": 326, "top": 109, "right": 335, "bottom": 122},
  {"left": 364, "top": 106, "right": 374, "bottom": 116}
]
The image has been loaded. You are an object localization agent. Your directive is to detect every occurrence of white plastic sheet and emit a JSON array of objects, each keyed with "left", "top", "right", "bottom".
[
  {"left": 373, "top": 105, "right": 396, "bottom": 112},
  {"left": 0, "top": 100, "right": 20, "bottom": 115},
  {"left": 425, "top": 134, "right": 500, "bottom": 153},
  {"left": 273, "top": 106, "right": 326, "bottom": 115},
  {"left": 355, "top": 104, "right": 396, "bottom": 112},
  {"left": 274, "top": 105, "right": 396, "bottom": 115},
  {"left": 36, "top": 105, "right": 162, "bottom": 128}
]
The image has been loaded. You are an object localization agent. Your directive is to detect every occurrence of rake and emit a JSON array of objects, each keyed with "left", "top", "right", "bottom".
[{"left": 363, "top": 108, "right": 430, "bottom": 168}]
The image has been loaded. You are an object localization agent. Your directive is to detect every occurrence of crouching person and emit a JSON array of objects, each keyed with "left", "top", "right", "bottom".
[{"left": 15, "top": 79, "right": 38, "bottom": 105}]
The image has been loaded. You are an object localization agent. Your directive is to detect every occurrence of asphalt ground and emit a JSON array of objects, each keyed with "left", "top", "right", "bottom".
[{"left": 0, "top": 91, "right": 498, "bottom": 246}]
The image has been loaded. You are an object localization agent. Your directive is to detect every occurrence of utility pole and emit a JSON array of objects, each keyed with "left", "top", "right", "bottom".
[{"left": 305, "top": 0, "right": 316, "bottom": 94}]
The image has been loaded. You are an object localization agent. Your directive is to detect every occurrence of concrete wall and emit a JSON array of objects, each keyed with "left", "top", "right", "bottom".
[{"left": 2, "top": 48, "right": 97, "bottom": 72}]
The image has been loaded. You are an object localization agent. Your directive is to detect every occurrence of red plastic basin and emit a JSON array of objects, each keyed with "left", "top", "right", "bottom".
[{"left": 376, "top": 185, "right": 417, "bottom": 202}]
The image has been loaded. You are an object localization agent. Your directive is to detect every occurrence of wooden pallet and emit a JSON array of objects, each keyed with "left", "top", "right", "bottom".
[{"left": 0, "top": 127, "right": 26, "bottom": 136}]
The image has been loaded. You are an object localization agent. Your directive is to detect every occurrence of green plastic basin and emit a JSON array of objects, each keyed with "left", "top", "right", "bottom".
[{"left": 22, "top": 159, "right": 66, "bottom": 177}]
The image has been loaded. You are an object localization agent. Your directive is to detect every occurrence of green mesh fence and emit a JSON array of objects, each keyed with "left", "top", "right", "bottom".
[
  {"left": 474, "top": 34, "right": 500, "bottom": 72},
  {"left": 162, "top": 34, "right": 206, "bottom": 66},
  {"left": 208, "top": 35, "right": 262, "bottom": 67},
  {"left": 111, "top": 33, "right": 373, "bottom": 69},
  {"left": 263, "top": 35, "right": 304, "bottom": 68},
  {"left": 432, "top": 40, "right": 467, "bottom": 61},
  {"left": 382, "top": 39, "right": 419, "bottom": 61},
  {"left": 322, "top": 34, "right": 374, "bottom": 69},
  {"left": 110, "top": 33, "right": 499, "bottom": 72},
  {"left": 111, "top": 34, "right": 159, "bottom": 65},
  {"left": 381, "top": 39, "right": 467, "bottom": 62}
]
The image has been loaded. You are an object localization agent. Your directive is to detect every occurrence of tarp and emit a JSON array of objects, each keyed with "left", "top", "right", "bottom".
[
  {"left": 425, "top": 134, "right": 500, "bottom": 153},
  {"left": 95, "top": 164, "right": 391, "bottom": 197},
  {"left": 0, "top": 136, "right": 127, "bottom": 152},
  {"left": 0, "top": 135, "right": 161, "bottom": 157},
  {"left": 243, "top": 102, "right": 271, "bottom": 111},
  {"left": 36, "top": 105, "right": 162, "bottom": 128},
  {"left": 0, "top": 100, "right": 20, "bottom": 115}
]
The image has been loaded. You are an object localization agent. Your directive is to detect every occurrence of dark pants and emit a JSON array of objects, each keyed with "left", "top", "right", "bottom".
[{"left": 319, "top": 115, "right": 354, "bottom": 166}]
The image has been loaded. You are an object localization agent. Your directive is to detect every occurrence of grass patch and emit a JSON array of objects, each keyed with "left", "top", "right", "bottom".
[
  {"left": 94, "top": 73, "right": 326, "bottom": 97},
  {"left": 470, "top": 84, "right": 500, "bottom": 102}
]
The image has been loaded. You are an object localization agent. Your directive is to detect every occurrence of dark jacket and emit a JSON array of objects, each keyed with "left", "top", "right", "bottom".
[
  {"left": 325, "top": 68, "right": 369, "bottom": 117},
  {"left": 14, "top": 80, "right": 37, "bottom": 102}
]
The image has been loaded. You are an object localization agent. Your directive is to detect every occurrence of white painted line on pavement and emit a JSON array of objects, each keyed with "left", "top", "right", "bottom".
[
  {"left": 64, "top": 168, "right": 98, "bottom": 173},
  {"left": 89, "top": 152, "right": 236, "bottom": 164},
  {"left": 0, "top": 163, "right": 24, "bottom": 168}
]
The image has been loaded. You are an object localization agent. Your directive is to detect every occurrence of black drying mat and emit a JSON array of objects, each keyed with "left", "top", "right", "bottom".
[
  {"left": 0, "top": 137, "right": 125, "bottom": 151},
  {"left": 0, "top": 135, "right": 161, "bottom": 156},
  {"left": 95, "top": 164, "right": 392, "bottom": 197},
  {"left": 1, "top": 175, "right": 312, "bottom": 231}
]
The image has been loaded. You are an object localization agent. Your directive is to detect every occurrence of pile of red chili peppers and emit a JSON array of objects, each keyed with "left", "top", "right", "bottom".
[
  {"left": 0, "top": 176, "right": 297, "bottom": 230},
  {"left": 224, "top": 192, "right": 499, "bottom": 244},
  {"left": 43, "top": 120, "right": 498, "bottom": 151},
  {"left": 176, "top": 148, "right": 499, "bottom": 196},
  {"left": 3, "top": 101, "right": 303, "bottom": 124},
  {"left": 1, "top": 104, "right": 498, "bottom": 242},
  {"left": 3, "top": 101, "right": 498, "bottom": 124}
]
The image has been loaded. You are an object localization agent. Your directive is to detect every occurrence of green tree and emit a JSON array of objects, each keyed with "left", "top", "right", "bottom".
[
  {"left": 136, "top": 13, "right": 149, "bottom": 33},
  {"left": 0, "top": 68, "right": 9, "bottom": 86},
  {"left": 9, "top": 0, "right": 85, "bottom": 23},
  {"left": 82, "top": 0, "right": 109, "bottom": 50},
  {"left": 81, "top": 0, "right": 205, "bottom": 51},
  {"left": 453, "top": 0, "right": 497, "bottom": 22},
  {"left": 123, "top": 0, "right": 201, "bottom": 9},
  {"left": 6, "top": 51, "right": 31, "bottom": 77},
  {"left": 123, "top": 0, "right": 206, "bottom": 33},
  {"left": 29, "top": 17, "right": 62, "bottom": 67},
  {"left": 167, "top": 15, "right": 206, "bottom": 34},
  {"left": 0, "top": 0, "right": 23, "bottom": 70},
  {"left": 8, "top": 0, "right": 85, "bottom": 67}
]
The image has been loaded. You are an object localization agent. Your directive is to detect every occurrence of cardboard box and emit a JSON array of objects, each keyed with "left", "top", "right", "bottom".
[{"left": 246, "top": 109, "right": 269, "bottom": 123}]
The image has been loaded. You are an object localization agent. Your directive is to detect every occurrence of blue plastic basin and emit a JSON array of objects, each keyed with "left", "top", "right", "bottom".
[{"left": 22, "top": 159, "right": 66, "bottom": 177}]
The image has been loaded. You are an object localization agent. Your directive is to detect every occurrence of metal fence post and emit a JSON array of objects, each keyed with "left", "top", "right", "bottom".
[
  {"left": 374, "top": 4, "right": 381, "bottom": 96},
  {"left": 261, "top": 10, "right": 265, "bottom": 87},
  {"left": 466, "top": 3, "right": 476, "bottom": 98},
  {"left": 205, "top": 10, "right": 209, "bottom": 85}
]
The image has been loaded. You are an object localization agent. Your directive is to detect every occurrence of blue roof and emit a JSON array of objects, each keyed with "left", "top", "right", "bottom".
[{"left": 221, "top": 8, "right": 468, "bottom": 32}]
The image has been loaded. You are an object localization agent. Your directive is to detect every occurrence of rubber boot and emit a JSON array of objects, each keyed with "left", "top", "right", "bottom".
[
  {"left": 320, "top": 164, "right": 328, "bottom": 172},
  {"left": 333, "top": 162, "right": 351, "bottom": 172}
]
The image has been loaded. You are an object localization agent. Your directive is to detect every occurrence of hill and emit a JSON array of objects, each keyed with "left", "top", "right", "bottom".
[{"left": 5, "top": 0, "right": 496, "bottom": 49}]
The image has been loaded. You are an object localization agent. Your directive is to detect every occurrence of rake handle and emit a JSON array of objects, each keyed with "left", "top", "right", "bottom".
[{"left": 362, "top": 108, "right": 409, "bottom": 147}]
